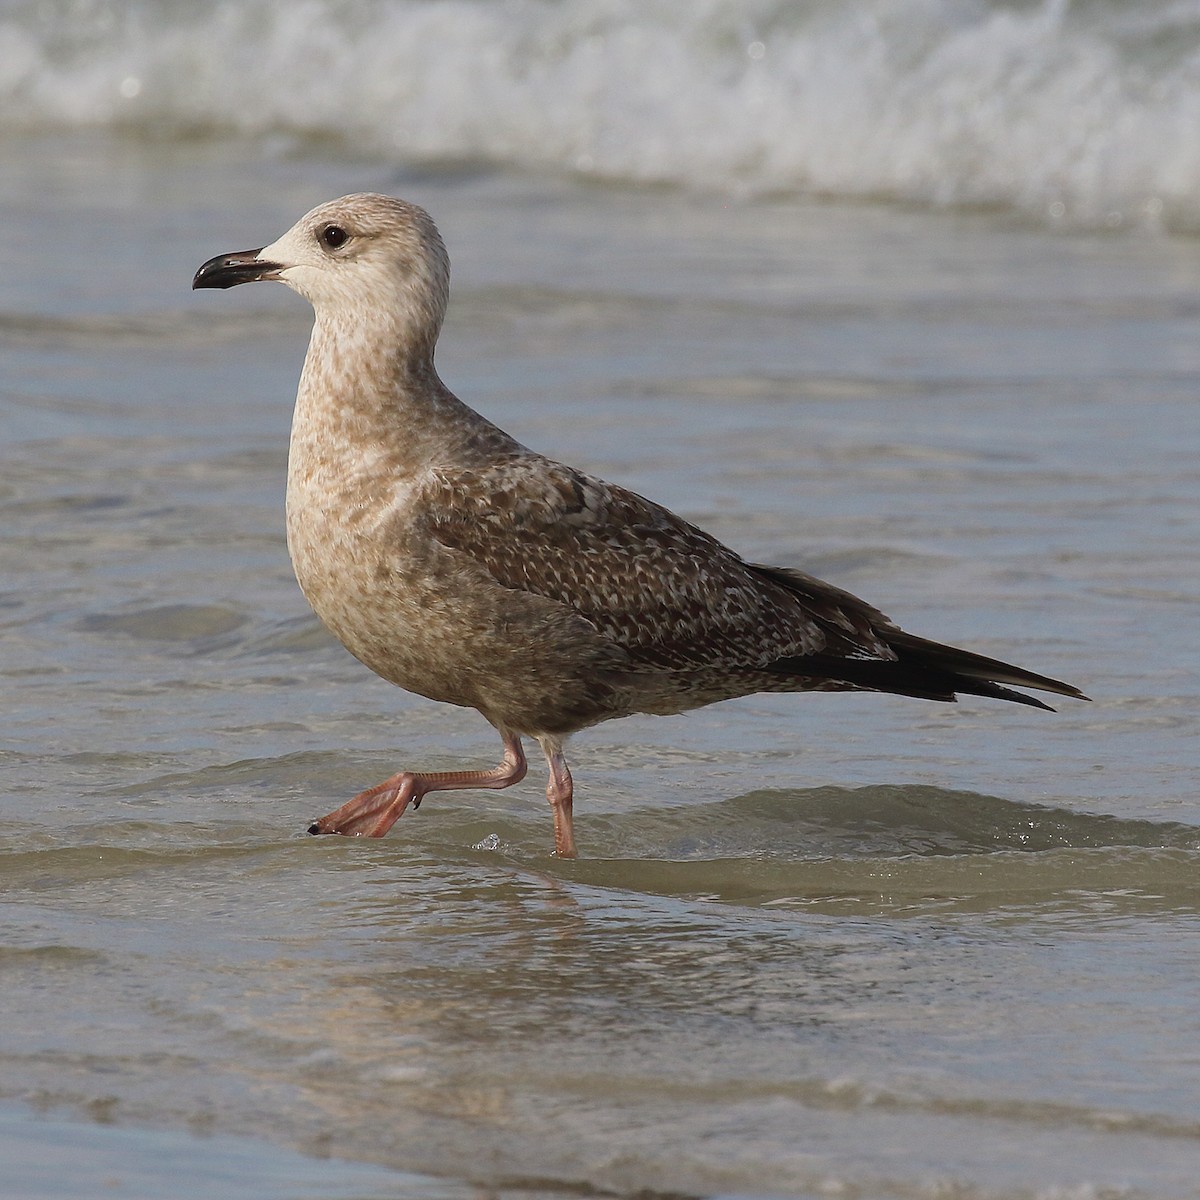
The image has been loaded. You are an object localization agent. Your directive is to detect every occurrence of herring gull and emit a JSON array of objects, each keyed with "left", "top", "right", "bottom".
[{"left": 193, "top": 193, "right": 1087, "bottom": 858}]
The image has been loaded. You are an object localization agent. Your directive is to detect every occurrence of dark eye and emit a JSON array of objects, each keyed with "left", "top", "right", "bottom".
[{"left": 320, "top": 224, "right": 348, "bottom": 249}]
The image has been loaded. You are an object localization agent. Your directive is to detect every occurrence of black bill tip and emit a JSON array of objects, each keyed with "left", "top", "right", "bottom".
[{"left": 192, "top": 249, "right": 282, "bottom": 290}]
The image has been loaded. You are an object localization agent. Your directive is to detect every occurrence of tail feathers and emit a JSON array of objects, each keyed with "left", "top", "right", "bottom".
[
  {"left": 887, "top": 630, "right": 1089, "bottom": 703},
  {"left": 766, "top": 629, "right": 1089, "bottom": 711}
]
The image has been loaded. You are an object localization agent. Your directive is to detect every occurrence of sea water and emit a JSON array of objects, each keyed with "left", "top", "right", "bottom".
[
  {"left": 5, "top": 0, "right": 1200, "bottom": 231},
  {"left": 2, "top": 3, "right": 1200, "bottom": 1198}
]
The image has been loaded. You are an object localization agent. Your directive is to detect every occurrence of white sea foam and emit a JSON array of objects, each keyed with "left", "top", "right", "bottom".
[{"left": 5, "top": 0, "right": 1200, "bottom": 230}]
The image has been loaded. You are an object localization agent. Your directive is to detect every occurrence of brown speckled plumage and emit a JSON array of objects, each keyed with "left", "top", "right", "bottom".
[{"left": 193, "top": 193, "right": 1087, "bottom": 857}]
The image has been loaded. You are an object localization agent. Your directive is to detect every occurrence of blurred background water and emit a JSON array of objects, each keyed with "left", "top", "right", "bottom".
[{"left": 2, "top": 2, "right": 1200, "bottom": 1198}]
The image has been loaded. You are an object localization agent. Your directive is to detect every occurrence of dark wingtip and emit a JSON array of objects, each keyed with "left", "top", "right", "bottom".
[
  {"left": 988, "top": 686, "right": 1056, "bottom": 712},
  {"left": 192, "top": 248, "right": 279, "bottom": 290}
]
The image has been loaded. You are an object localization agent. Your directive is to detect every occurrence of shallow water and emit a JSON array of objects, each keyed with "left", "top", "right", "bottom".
[
  {"left": 0, "top": 1102, "right": 460, "bottom": 1200},
  {"left": 3, "top": 134, "right": 1200, "bottom": 1198}
]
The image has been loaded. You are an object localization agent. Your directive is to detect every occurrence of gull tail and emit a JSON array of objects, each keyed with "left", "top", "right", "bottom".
[
  {"left": 768, "top": 630, "right": 1089, "bottom": 712},
  {"left": 747, "top": 563, "right": 1089, "bottom": 711}
]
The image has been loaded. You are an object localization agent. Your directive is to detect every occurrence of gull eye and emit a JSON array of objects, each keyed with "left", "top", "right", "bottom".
[{"left": 320, "top": 224, "right": 349, "bottom": 250}]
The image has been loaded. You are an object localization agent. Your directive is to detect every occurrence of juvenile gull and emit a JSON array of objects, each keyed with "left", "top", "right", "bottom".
[{"left": 193, "top": 193, "right": 1087, "bottom": 858}]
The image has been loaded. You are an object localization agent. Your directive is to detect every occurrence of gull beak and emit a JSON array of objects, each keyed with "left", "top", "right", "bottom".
[{"left": 192, "top": 249, "right": 284, "bottom": 290}]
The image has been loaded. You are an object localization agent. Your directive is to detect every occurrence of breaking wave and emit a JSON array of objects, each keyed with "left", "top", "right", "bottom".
[{"left": 5, "top": 0, "right": 1200, "bottom": 229}]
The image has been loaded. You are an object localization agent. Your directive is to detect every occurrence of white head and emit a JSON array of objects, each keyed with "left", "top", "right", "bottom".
[{"left": 194, "top": 193, "right": 451, "bottom": 353}]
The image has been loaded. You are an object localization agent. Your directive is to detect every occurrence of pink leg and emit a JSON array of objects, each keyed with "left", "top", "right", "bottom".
[
  {"left": 539, "top": 737, "right": 576, "bottom": 859},
  {"left": 308, "top": 731, "right": 527, "bottom": 838}
]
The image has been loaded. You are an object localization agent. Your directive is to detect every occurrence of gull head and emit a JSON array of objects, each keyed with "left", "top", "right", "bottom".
[{"left": 193, "top": 193, "right": 450, "bottom": 337}]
